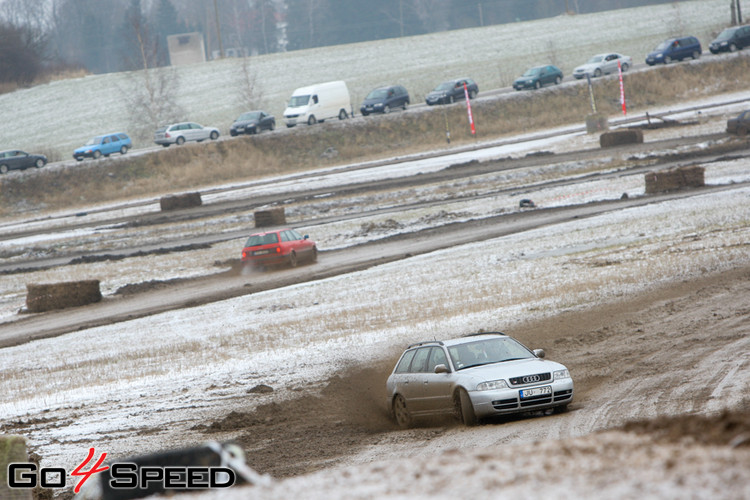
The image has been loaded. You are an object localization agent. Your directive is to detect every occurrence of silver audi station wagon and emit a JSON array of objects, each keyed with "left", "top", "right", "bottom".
[{"left": 386, "top": 332, "right": 573, "bottom": 427}]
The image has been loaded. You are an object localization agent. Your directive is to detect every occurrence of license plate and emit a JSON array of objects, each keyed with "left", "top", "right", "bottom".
[
  {"left": 520, "top": 386, "right": 551, "bottom": 399},
  {"left": 253, "top": 250, "right": 270, "bottom": 256}
]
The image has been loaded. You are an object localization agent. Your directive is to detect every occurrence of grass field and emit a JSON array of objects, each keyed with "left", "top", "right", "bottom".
[{"left": 0, "top": 0, "right": 732, "bottom": 159}]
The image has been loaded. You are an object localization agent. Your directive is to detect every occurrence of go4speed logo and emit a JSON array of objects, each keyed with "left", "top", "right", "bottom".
[{"left": 7, "top": 442, "right": 267, "bottom": 499}]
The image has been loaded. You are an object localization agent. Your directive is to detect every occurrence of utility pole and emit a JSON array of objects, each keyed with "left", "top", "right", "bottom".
[
  {"left": 213, "top": 0, "right": 224, "bottom": 59},
  {"left": 478, "top": 3, "right": 484, "bottom": 27}
]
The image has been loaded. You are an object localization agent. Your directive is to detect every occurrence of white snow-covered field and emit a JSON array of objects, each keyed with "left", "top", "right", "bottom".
[{"left": 0, "top": 0, "right": 732, "bottom": 158}]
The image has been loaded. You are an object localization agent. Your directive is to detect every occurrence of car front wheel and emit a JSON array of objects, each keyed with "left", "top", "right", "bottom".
[
  {"left": 120, "top": 146, "right": 128, "bottom": 155},
  {"left": 692, "top": 51, "right": 701, "bottom": 59},
  {"left": 594, "top": 68, "right": 602, "bottom": 77},
  {"left": 310, "top": 246, "right": 318, "bottom": 263},
  {"left": 307, "top": 115, "right": 317, "bottom": 125},
  {"left": 93, "top": 150, "right": 102, "bottom": 159},
  {"left": 455, "top": 388, "right": 478, "bottom": 426},
  {"left": 392, "top": 394, "right": 412, "bottom": 428},
  {"left": 621, "top": 63, "right": 629, "bottom": 72},
  {"left": 338, "top": 109, "right": 348, "bottom": 120},
  {"left": 210, "top": 131, "right": 219, "bottom": 140},
  {"left": 555, "top": 76, "right": 562, "bottom": 85},
  {"left": 534, "top": 80, "right": 541, "bottom": 90},
  {"left": 35, "top": 159, "right": 45, "bottom": 168},
  {"left": 730, "top": 43, "right": 739, "bottom": 52}
]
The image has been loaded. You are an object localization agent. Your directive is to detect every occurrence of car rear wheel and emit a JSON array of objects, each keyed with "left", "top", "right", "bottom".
[
  {"left": 338, "top": 109, "right": 348, "bottom": 120},
  {"left": 692, "top": 51, "right": 700, "bottom": 59},
  {"left": 269, "top": 122, "right": 275, "bottom": 131},
  {"left": 403, "top": 101, "right": 408, "bottom": 110},
  {"left": 310, "top": 246, "right": 318, "bottom": 263},
  {"left": 455, "top": 388, "right": 478, "bottom": 426},
  {"left": 176, "top": 136, "right": 185, "bottom": 146},
  {"left": 210, "top": 131, "right": 219, "bottom": 140},
  {"left": 534, "top": 80, "right": 541, "bottom": 90},
  {"left": 93, "top": 150, "right": 102, "bottom": 159},
  {"left": 383, "top": 105, "right": 391, "bottom": 114},
  {"left": 392, "top": 395, "right": 412, "bottom": 428},
  {"left": 0, "top": 164, "right": 8, "bottom": 174},
  {"left": 469, "top": 89, "right": 477, "bottom": 99},
  {"left": 289, "top": 251, "right": 298, "bottom": 267},
  {"left": 621, "top": 63, "right": 629, "bottom": 72},
  {"left": 35, "top": 159, "right": 45, "bottom": 168},
  {"left": 554, "top": 76, "right": 562, "bottom": 85},
  {"left": 120, "top": 146, "right": 128, "bottom": 155},
  {"left": 308, "top": 115, "right": 317, "bottom": 125}
]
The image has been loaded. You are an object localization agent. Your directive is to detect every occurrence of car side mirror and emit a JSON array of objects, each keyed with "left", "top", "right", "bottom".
[
  {"left": 304, "top": 235, "right": 309, "bottom": 239},
  {"left": 434, "top": 364, "right": 449, "bottom": 374},
  {"left": 533, "top": 349, "right": 546, "bottom": 359}
]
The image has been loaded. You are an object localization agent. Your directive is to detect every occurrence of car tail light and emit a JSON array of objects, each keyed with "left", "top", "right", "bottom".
[
  {"left": 242, "top": 250, "right": 248, "bottom": 259},
  {"left": 165, "top": 132, "right": 171, "bottom": 138},
  {"left": 275, "top": 246, "right": 281, "bottom": 253}
]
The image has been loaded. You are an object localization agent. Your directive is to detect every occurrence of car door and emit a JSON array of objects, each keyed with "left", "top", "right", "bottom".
[
  {"left": 741, "top": 26, "right": 750, "bottom": 48},
  {"left": 401, "top": 347, "right": 432, "bottom": 412},
  {"left": 419, "top": 347, "right": 454, "bottom": 413}
]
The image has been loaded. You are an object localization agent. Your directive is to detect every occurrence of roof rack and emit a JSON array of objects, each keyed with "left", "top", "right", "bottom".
[
  {"left": 407, "top": 340, "right": 444, "bottom": 349},
  {"left": 461, "top": 331, "right": 507, "bottom": 338}
]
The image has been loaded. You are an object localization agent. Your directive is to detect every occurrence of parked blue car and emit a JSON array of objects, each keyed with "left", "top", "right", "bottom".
[
  {"left": 646, "top": 36, "right": 702, "bottom": 65},
  {"left": 73, "top": 132, "right": 132, "bottom": 161}
]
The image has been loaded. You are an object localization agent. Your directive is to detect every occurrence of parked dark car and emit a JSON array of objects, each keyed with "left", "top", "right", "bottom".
[
  {"left": 230, "top": 111, "right": 275, "bottom": 136},
  {"left": 709, "top": 25, "right": 750, "bottom": 53},
  {"left": 425, "top": 78, "right": 478, "bottom": 105},
  {"left": 241, "top": 228, "right": 317, "bottom": 269},
  {"left": 360, "top": 85, "right": 410, "bottom": 115},
  {"left": 646, "top": 36, "right": 702, "bottom": 64},
  {"left": 73, "top": 133, "right": 132, "bottom": 161},
  {"left": 727, "top": 110, "right": 750, "bottom": 135},
  {"left": 0, "top": 150, "right": 47, "bottom": 174},
  {"left": 513, "top": 65, "right": 563, "bottom": 90}
]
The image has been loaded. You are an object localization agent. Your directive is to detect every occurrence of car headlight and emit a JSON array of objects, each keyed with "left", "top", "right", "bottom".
[
  {"left": 553, "top": 369, "right": 570, "bottom": 380},
  {"left": 476, "top": 379, "right": 508, "bottom": 391},
  {"left": 374, "top": 103, "right": 383, "bottom": 108},
  {"left": 656, "top": 53, "right": 663, "bottom": 57}
]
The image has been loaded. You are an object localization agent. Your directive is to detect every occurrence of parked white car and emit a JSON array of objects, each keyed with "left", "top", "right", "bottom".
[
  {"left": 154, "top": 122, "right": 220, "bottom": 147},
  {"left": 386, "top": 332, "right": 573, "bottom": 427},
  {"left": 573, "top": 52, "right": 632, "bottom": 79}
]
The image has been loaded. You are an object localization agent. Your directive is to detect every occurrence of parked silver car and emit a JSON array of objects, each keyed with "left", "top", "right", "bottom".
[
  {"left": 573, "top": 52, "right": 632, "bottom": 79},
  {"left": 154, "top": 122, "right": 220, "bottom": 147},
  {"left": 386, "top": 332, "right": 573, "bottom": 427}
]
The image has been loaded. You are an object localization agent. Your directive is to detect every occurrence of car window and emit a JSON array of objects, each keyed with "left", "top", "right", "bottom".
[
  {"left": 103, "top": 137, "right": 111, "bottom": 144},
  {"left": 428, "top": 348, "right": 449, "bottom": 372},
  {"left": 281, "top": 231, "right": 292, "bottom": 242},
  {"left": 290, "top": 229, "right": 303, "bottom": 240},
  {"left": 410, "top": 347, "right": 433, "bottom": 373},
  {"left": 395, "top": 350, "right": 416, "bottom": 373},
  {"left": 118, "top": 133, "right": 128, "bottom": 140},
  {"left": 245, "top": 233, "right": 279, "bottom": 246}
]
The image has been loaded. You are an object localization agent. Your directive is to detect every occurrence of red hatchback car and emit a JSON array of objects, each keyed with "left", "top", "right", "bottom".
[{"left": 241, "top": 228, "right": 318, "bottom": 269}]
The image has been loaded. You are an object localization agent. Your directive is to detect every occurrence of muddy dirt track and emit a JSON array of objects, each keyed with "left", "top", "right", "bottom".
[{"left": 193, "top": 264, "right": 750, "bottom": 480}]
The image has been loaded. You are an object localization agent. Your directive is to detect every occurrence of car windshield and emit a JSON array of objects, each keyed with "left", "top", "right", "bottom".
[
  {"left": 366, "top": 89, "right": 389, "bottom": 99},
  {"left": 587, "top": 55, "right": 605, "bottom": 63},
  {"left": 238, "top": 112, "right": 261, "bottom": 121},
  {"left": 716, "top": 27, "right": 738, "bottom": 41},
  {"left": 448, "top": 337, "right": 534, "bottom": 370},
  {"left": 289, "top": 95, "right": 310, "bottom": 107},
  {"left": 85, "top": 137, "right": 103, "bottom": 146},
  {"left": 522, "top": 67, "right": 541, "bottom": 77},
  {"left": 434, "top": 82, "right": 454, "bottom": 91},
  {"left": 245, "top": 233, "right": 279, "bottom": 247}
]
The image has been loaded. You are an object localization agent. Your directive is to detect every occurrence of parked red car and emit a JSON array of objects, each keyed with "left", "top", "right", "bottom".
[{"left": 241, "top": 228, "right": 317, "bottom": 269}]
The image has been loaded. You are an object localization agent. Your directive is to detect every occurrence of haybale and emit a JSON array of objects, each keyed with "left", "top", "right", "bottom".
[
  {"left": 0, "top": 435, "right": 32, "bottom": 500},
  {"left": 585, "top": 113, "right": 609, "bottom": 134},
  {"left": 160, "top": 192, "right": 202, "bottom": 211},
  {"left": 254, "top": 207, "right": 286, "bottom": 227},
  {"left": 26, "top": 280, "right": 102, "bottom": 313},
  {"left": 600, "top": 129, "right": 643, "bottom": 148},
  {"left": 645, "top": 166, "right": 705, "bottom": 194}
]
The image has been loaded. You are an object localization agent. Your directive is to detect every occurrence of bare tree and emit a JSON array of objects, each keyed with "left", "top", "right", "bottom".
[
  {"left": 120, "top": 2, "right": 184, "bottom": 140},
  {"left": 237, "top": 56, "right": 264, "bottom": 110}
]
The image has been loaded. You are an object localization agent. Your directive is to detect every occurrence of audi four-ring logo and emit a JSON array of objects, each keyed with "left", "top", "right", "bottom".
[{"left": 522, "top": 375, "right": 541, "bottom": 384}]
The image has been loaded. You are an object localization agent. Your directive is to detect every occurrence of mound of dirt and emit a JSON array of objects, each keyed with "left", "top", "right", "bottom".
[
  {"left": 621, "top": 407, "right": 750, "bottom": 447},
  {"left": 199, "top": 364, "right": 398, "bottom": 478}
]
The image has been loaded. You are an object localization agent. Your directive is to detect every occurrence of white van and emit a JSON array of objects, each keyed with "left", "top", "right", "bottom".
[{"left": 283, "top": 81, "right": 351, "bottom": 127}]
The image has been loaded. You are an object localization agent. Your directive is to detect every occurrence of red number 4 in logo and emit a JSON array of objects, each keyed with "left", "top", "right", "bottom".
[{"left": 71, "top": 448, "right": 109, "bottom": 493}]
